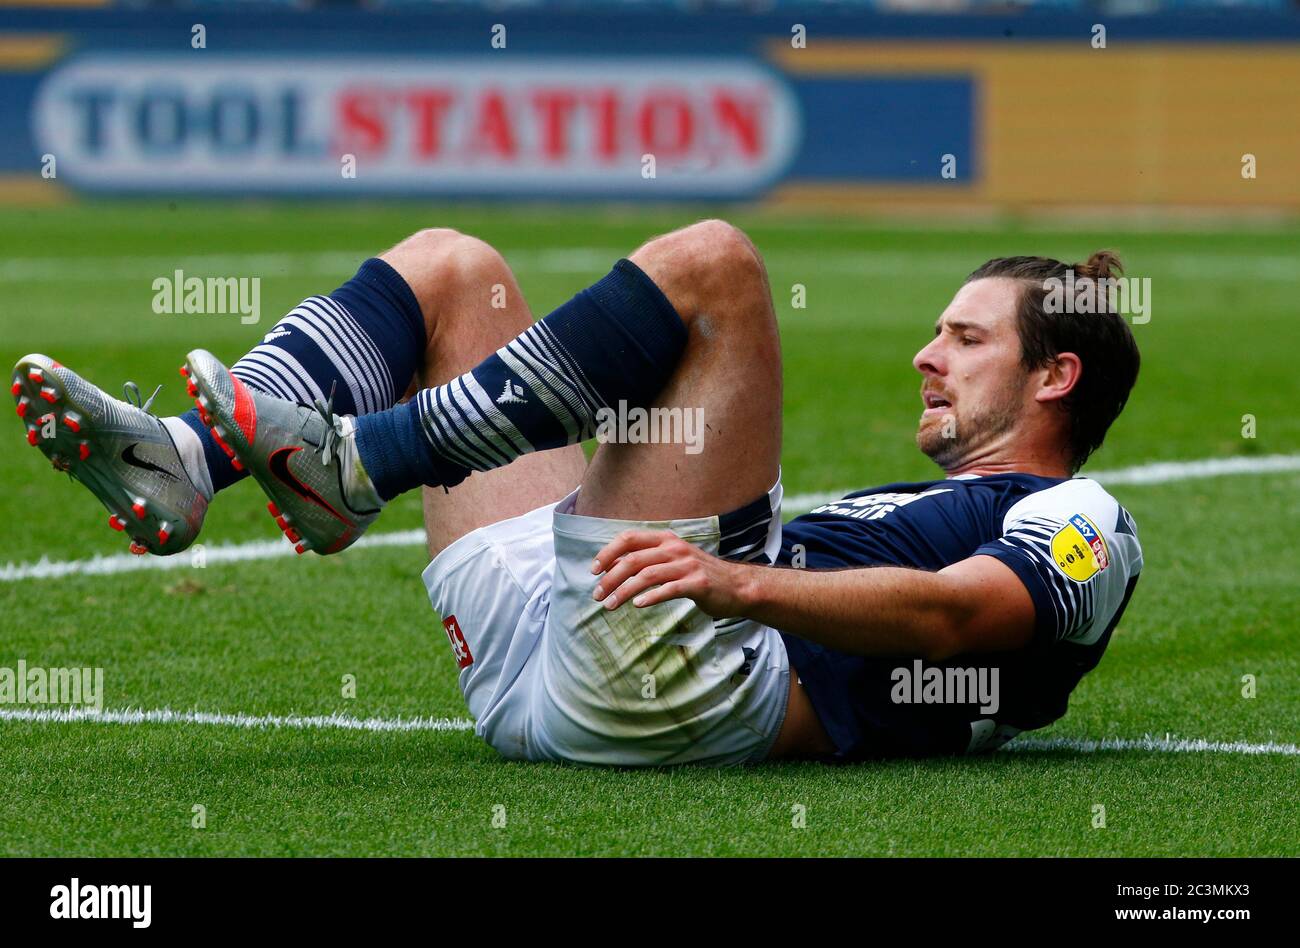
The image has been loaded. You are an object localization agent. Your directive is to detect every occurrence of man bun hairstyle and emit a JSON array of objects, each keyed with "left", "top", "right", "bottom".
[{"left": 966, "top": 251, "right": 1141, "bottom": 473}]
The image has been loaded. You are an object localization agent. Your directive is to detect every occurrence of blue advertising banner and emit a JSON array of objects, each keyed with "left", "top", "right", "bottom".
[{"left": 0, "top": 8, "right": 1295, "bottom": 203}]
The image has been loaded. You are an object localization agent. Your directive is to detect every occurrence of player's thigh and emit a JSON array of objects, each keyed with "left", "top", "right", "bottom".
[
  {"left": 575, "top": 222, "right": 783, "bottom": 521},
  {"left": 421, "top": 451, "right": 584, "bottom": 560},
  {"left": 529, "top": 494, "right": 791, "bottom": 766}
]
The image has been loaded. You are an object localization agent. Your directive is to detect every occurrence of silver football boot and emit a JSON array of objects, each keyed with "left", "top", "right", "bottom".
[
  {"left": 11, "top": 354, "right": 208, "bottom": 554},
  {"left": 182, "top": 348, "right": 382, "bottom": 555}
]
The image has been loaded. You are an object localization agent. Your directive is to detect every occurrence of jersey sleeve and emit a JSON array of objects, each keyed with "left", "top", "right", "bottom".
[{"left": 973, "top": 479, "right": 1143, "bottom": 646}]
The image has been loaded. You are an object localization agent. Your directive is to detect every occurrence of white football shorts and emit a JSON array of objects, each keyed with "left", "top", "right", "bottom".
[{"left": 422, "top": 476, "right": 790, "bottom": 767}]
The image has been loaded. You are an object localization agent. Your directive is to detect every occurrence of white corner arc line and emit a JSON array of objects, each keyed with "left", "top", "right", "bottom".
[
  {"left": 2, "top": 452, "right": 1298, "bottom": 583},
  {"left": 0, "top": 707, "right": 1294, "bottom": 757}
]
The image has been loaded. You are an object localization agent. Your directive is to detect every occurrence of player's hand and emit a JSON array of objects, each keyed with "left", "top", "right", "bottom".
[{"left": 590, "top": 529, "right": 747, "bottom": 618}]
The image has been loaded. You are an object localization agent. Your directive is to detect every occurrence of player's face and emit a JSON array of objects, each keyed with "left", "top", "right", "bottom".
[{"left": 912, "top": 277, "right": 1031, "bottom": 471}]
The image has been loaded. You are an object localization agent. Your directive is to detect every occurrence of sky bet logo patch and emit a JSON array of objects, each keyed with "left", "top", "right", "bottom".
[{"left": 1050, "top": 514, "right": 1110, "bottom": 583}]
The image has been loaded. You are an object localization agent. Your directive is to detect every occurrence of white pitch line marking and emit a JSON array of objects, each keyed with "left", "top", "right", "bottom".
[
  {"left": 0, "top": 527, "right": 430, "bottom": 582},
  {"left": 0, "top": 707, "right": 1293, "bottom": 757},
  {"left": 2, "top": 246, "right": 1298, "bottom": 283},
  {"left": 0, "top": 706, "right": 473, "bottom": 733},
  {"left": 1005, "top": 735, "right": 1300, "bottom": 757},
  {"left": 3, "top": 452, "right": 1297, "bottom": 583}
]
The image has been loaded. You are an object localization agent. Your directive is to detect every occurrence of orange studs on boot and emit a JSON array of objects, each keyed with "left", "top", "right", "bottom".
[
  {"left": 209, "top": 427, "right": 234, "bottom": 457},
  {"left": 108, "top": 515, "right": 126, "bottom": 531}
]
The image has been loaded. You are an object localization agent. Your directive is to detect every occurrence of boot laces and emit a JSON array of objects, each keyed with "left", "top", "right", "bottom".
[
  {"left": 312, "top": 381, "right": 347, "bottom": 466},
  {"left": 122, "top": 380, "right": 162, "bottom": 415}
]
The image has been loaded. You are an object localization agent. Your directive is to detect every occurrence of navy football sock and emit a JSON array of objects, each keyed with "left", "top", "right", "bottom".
[
  {"left": 354, "top": 258, "right": 687, "bottom": 501},
  {"left": 180, "top": 258, "right": 425, "bottom": 493}
]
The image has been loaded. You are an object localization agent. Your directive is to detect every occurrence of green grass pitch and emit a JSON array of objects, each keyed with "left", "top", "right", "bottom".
[{"left": 0, "top": 202, "right": 1296, "bottom": 856}]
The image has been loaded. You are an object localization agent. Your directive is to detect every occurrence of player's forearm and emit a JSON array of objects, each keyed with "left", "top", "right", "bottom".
[{"left": 734, "top": 563, "right": 966, "bottom": 660}]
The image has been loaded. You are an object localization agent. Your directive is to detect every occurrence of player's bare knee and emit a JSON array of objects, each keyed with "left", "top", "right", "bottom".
[
  {"left": 383, "top": 227, "right": 517, "bottom": 324},
  {"left": 707, "top": 219, "right": 766, "bottom": 293},
  {"left": 694, "top": 218, "right": 759, "bottom": 262},
  {"left": 384, "top": 226, "right": 464, "bottom": 271},
  {"left": 677, "top": 219, "right": 761, "bottom": 281},
  {"left": 411, "top": 228, "right": 506, "bottom": 288},
  {"left": 404, "top": 226, "right": 463, "bottom": 251},
  {"left": 684, "top": 220, "right": 772, "bottom": 332},
  {"left": 633, "top": 218, "right": 765, "bottom": 320}
]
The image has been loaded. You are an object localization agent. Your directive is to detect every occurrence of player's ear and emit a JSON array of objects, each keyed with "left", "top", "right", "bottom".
[{"left": 1034, "top": 352, "right": 1082, "bottom": 405}]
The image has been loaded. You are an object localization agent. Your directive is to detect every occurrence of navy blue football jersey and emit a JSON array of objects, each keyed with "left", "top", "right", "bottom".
[{"left": 776, "top": 473, "right": 1143, "bottom": 759}]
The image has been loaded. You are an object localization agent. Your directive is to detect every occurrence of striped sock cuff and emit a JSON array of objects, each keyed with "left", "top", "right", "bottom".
[
  {"left": 231, "top": 258, "right": 424, "bottom": 417},
  {"left": 546, "top": 258, "right": 688, "bottom": 408}
]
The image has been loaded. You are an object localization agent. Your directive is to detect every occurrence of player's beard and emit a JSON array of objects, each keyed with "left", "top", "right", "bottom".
[{"left": 916, "top": 371, "right": 1027, "bottom": 471}]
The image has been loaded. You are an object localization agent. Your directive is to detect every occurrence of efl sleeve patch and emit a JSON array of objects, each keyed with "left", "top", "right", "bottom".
[
  {"left": 974, "top": 511, "right": 1102, "bottom": 644},
  {"left": 975, "top": 481, "right": 1138, "bottom": 647},
  {"left": 1050, "top": 513, "right": 1110, "bottom": 584}
]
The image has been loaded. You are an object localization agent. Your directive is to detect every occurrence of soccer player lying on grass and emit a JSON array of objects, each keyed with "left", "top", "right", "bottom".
[{"left": 13, "top": 220, "right": 1143, "bottom": 763}]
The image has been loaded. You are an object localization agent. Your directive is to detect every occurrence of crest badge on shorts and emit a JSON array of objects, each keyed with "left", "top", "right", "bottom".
[{"left": 443, "top": 614, "right": 474, "bottom": 669}]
